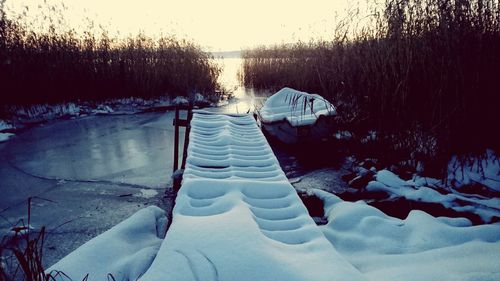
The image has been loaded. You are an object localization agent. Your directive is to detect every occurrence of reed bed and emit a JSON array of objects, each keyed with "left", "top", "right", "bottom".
[
  {"left": 0, "top": 3, "right": 221, "bottom": 107},
  {"left": 241, "top": 0, "right": 500, "bottom": 174}
]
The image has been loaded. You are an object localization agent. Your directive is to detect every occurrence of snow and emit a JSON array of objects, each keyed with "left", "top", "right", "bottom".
[
  {"left": 5, "top": 224, "right": 35, "bottom": 238},
  {"left": 172, "top": 96, "right": 189, "bottom": 106},
  {"left": 335, "top": 130, "right": 353, "bottom": 140},
  {"left": 48, "top": 206, "right": 167, "bottom": 281},
  {"left": 12, "top": 103, "right": 81, "bottom": 121},
  {"left": 366, "top": 169, "right": 500, "bottom": 222},
  {"left": 448, "top": 149, "right": 500, "bottom": 191},
  {"left": 373, "top": 169, "right": 417, "bottom": 188},
  {"left": 92, "top": 104, "right": 114, "bottom": 114},
  {"left": 134, "top": 189, "right": 159, "bottom": 199},
  {"left": 0, "top": 120, "right": 15, "bottom": 142},
  {"left": 0, "top": 133, "right": 14, "bottom": 142},
  {"left": 139, "top": 111, "right": 366, "bottom": 281},
  {"left": 0, "top": 120, "right": 13, "bottom": 131},
  {"left": 313, "top": 189, "right": 500, "bottom": 281},
  {"left": 2, "top": 95, "right": 199, "bottom": 126},
  {"left": 193, "top": 93, "right": 207, "bottom": 104},
  {"left": 360, "top": 130, "right": 377, "bottom": 143},
  {"left": 259, "top": 87, "right": 336, "bottom": 126}
]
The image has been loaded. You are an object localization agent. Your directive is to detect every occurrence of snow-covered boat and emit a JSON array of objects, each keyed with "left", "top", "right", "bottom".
[{"left": 258, "top": 87, "right": 337, "bottom": 144}]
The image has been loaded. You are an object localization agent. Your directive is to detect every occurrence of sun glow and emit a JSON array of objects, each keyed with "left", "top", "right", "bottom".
[{"left": 4, "top": 0, "right": 362, "bottom": 51}]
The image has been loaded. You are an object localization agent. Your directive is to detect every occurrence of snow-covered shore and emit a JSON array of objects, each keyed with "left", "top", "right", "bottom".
[
  {"left": 315, "top": 190, "right": 500, "bottom": 281},
  {"left": 0, "top": 95, "right": 209, "bottom": 143},
  {"left": 337, "top": 150, "right": 500, "bottom": 224},
  {"left": 47, "top": 192, "right": 500, "bottom": 281}
]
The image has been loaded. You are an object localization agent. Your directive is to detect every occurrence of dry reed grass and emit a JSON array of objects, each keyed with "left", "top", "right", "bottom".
[
  {"left": 0, "top": 2, "right": 221, "bottom": 107},
  {"left": 241, "top": 0, "right": 500, "bottom": 175}
]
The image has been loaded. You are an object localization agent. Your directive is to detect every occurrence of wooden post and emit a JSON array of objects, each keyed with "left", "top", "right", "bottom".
[
  {"left": 172, "top": 105, "right": 192, "bottom": 192},
  {"left": 173, "top": 107, "right": 180, "bottom": 173},
  {"left": 181, "top": 107, "right": 193, "bottom": 170}
]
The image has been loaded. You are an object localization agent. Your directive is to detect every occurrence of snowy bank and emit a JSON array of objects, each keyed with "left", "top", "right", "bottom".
[
  {"left": 0, "top": 120, "right": 13, "bottom": 131},
  {"left": 0, "top": 132, "right": 14, "bottom": 142},
  {"left": 314, "top": 189, "right": 500, "bottom": 281},
  {"left": 342, "top": 151, "right": 499, "bottom": 223},
  {"left": 1, "top": 95, "right": 212, "bottom": 127},
  {"left": 0, "top": 120, "right": 15, "bottom": 142},
  {"left": 48, "top": 206, "right": 168, "bottom": 281},
  {"left": 365, "top": 169, "right": 500, "bottom": 222}
]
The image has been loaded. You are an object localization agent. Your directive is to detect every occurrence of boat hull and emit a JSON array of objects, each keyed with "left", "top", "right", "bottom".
[{"left": 260, "top": 115, "right": 335, "bottom": 144}]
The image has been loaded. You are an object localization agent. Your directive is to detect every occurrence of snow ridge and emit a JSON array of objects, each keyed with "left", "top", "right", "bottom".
[
  {"left": 48, "top": 206, "right": 168, "bottom": 281},
  {"left": 314, "top": 190, "right": 500, "bottom": 281}
]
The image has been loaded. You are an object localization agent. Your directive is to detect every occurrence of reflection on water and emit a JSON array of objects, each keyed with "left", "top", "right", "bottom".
[
  {"left": 217, "top": 57, "right": 242, "bottom": 92},
  {"left": 216, "top": 57, "right": 271, "bottom": 114}
]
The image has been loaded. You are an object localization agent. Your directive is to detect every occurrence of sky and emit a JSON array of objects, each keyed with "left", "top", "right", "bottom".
[{"left": 4, "top": 0, "right": 369, "bottom": 51}]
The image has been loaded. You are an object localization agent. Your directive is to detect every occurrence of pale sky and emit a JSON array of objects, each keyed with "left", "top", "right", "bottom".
[{"left": 5, "top": 0, "right": 370, "bottom": 51}]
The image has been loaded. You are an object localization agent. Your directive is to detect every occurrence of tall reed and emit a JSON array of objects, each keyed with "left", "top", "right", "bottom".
[
  {"left": 241, "top": 0, "right": 500, "bottom": 174},
  {"left": 0, "top": 3, "right": 221, "bottom": 107}
]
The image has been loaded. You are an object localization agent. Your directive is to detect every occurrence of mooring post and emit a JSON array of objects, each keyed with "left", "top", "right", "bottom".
[
  {"left": 172, "top": 105, "right": 192, "bottom": 191},
  {"left": 173, "top": 106, "right": 180, "bottom": 173},
  {"left": 180, "top": 106, "right": 193, "bottom": 170}
]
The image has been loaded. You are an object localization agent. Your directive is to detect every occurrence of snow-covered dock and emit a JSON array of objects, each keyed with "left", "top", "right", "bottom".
[{"left": 140, "top": 110, "right": 365, "bottom": 281}]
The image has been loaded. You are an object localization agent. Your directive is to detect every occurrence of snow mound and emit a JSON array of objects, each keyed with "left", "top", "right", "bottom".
[
  {"left": 260, "top": 87, "right": 336, "bottom": 126},
  {"left": 0, "top": 120, "right": 13, "bottom": 131},
  {"left": 134, "top": 189, "right": 159, "bottom": 199},
  {"left": 367, "top": 169, "right": 500, "bottom": 222},
  {"left": 172, "top": 96, "right": 189, "bottom": 106},
  {"left": 0, "top": 132, "right": 14, "bottom": 142},
  {"left": 48, "top": 206, "right": 168, "bottom": 281},
  {"left": 139, "top": 111, "right": 365, "bottom": 281},
  {"left": 92, "top": 104, "right": 114, "bottom": 114},
  {"left": 314, "top": 189, "right": 500, "bottom": 281}
]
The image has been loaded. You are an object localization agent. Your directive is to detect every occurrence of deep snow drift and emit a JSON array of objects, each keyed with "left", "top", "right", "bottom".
[
  {"left": 366, "top": 169, "right": 500, "bottom": 222},
  {"left": 48, "top": 190, "right": 500, "bottom": 281},
  {"left": 314, "top": 189, "right": 500, "bottom": 281},
  {"left": 48, "top": 206, "right": 168, "bottom": 281}
]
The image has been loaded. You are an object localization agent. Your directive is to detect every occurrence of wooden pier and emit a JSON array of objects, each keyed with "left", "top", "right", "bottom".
[{"left": 140, "top": 110, "right": 364, "bottom": 281}]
